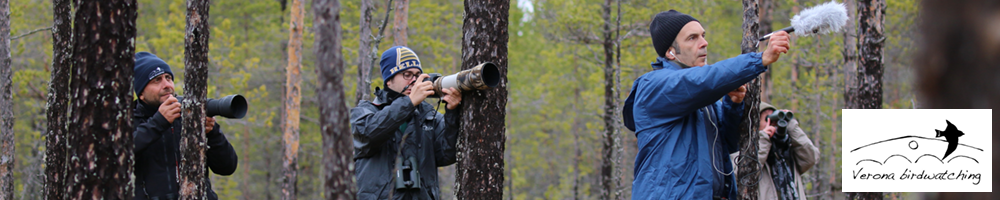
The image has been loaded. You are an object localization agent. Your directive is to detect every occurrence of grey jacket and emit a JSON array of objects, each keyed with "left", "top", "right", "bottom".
[
  {"left": 351, "top": 88, "right": 461, "bottom": 200},
  {"left": 758, "top": 118, "right": 820, "bottom": 200}
]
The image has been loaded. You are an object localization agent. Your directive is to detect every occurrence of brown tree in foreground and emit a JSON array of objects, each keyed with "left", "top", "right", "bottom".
[
  {"left": 180, "top": 0, "right": 210, "bottom": 198},
  {"left": 282, "top": 0, "right": 305, "bottom": 199},
  {"left": 63, "top": 0, "right": 137, "bottom": 198},
  {"left": 313, "top": 0, "right": 356, "bottom": 198},
  {"left": 916, "top": 0, "right": 997, "bottom": 198},
  {"left": 455, "top": 0, "right": 508, "bottom": 199}
]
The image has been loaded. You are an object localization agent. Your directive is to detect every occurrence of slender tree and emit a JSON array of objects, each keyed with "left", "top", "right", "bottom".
[
  {"left": 737, "top": 0, "right": 761, "bottom": 198},
  {"left": 455, "top": 0, "right": 508, "bottom": 199},
  {"left": 0, "top": 0, "right": 12, "bottom": 198},
  {"left": 43, "top": 0, "right": 72, "bottom": 199},
  {"left": 392, "top": 0, "right": 409, "bottom": 46},
  {"left": 313, "top": 0, "right": 356, "bottom": 198},
  {"left": 846, "top": 0, "right": 884, "bottom": 199},
  {"left": 599, "top": 0, "right": 622, "bottom": 199},
  {"left": 355, "top": 0, "right": 375, "bottom": 102},
  {"left": 180, "top": 0, "right": 210, "bottom": 198},
  {"left": 282, "top": 0, "right": 304, "bottom": 198},
  {"left": 62, "top": 0, "right": 137, "bottom": 198}
]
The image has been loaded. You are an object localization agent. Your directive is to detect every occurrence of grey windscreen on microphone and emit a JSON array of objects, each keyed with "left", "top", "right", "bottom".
[{"left": 790, "top": 1, "right": 849, "bottom": 36}]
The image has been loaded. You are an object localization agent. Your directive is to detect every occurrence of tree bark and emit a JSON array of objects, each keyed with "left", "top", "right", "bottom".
[
  {"left": 180, "top": 0, "right": 210, "bottom": 198},
  {"left": 62, "top": 0, "right": 137, "bottom": 198},
  {"left": 846, "top": 0, "right": 884, "bottom": 199},
  {"left": 313, "top": 0, "right": 356, "bottom": 198},
  {"left": 455, "top": 0, "right": 508, "bottom": 199},
  {"left": 392, "top": 0, "right": 408, "bottom": 46},
  {"left": 737, "top": 0, "right": 761, "bottom": 199},
  {"left": 282, "top": 0, "right": 304, "bottom": 198},
  {"left": 355, "top": 0, "right": 374, "bottom": 102},
  {"left": 599, "top": 0, "right": 621, "bottom": 199},
  {"left": 44, "top": 0, "right": 72, "bottom": 199},
  {"left": 0, "top": 0, "right": 12, "bottom": 198},
  {"left": 757, "top": 0, "right": 773, "bottom": 103}
]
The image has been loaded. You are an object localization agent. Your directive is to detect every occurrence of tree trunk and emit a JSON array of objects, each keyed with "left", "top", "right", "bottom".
[
  {"left": 846, "top": 0, "right": 884, "bottom": 199},
  {"left": 599, "top": 0, "right": 621, "bottom": 199},
  {"left": 757, "top": 0, "right": 773, "bottom": 103},
  {"left": 282, "top": 0, "right": 304, "bottom": 198},
  {"left": 63, "top": 0, "right": 137, "bottom": 198},
  {"left": 916, "top": 0, "right": 998, "bottom": 198},
  {"left": 180, "top": 0, "right": 210, "bottom": 198},
  {"left": 313, "top": 0, "right": 356, "bottom": 198},
  {"left": 44, "top": 0, "right": 72, "bottom": 199},
  {"left": 355, "top": 0, "right": 374, "bottom": 102},
  {"left": 737, "top": 0, "right": 761, "bottom": 199},
  {"left": 392, "top": 0, "right": 408, "bottom": 46},
  {"left": 0, "top": 0, "right": 12, "bottom": 198},
  {"left": 455, "top": 0, "right": 508, "bottom": 199}
]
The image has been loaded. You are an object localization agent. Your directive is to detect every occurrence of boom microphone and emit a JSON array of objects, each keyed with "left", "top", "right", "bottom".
[{"left": 759, "top": 1, "right": 848, "bottom": 41}]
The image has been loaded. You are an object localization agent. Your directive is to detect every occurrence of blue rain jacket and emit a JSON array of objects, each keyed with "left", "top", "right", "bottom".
[{"left": 623, "top": 53, "right": 767, "bottom": 199}]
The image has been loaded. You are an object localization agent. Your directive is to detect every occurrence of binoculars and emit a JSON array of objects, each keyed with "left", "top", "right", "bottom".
[
  {"left": 423, "top": 62, "right": 501, "bottom": 98},
  {"left": 395, "top": 157, "right": 421, "bottom": 190},
  {"left": 207, "top": 95, "right": 248, "bottom": 119},
  {"left": 766, "top": 110, "right": 794, "bottom": 128}
]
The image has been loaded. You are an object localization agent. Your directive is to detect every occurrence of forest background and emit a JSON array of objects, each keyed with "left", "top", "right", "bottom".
[{"left": 7, "top": 0, "right": 919, "bottom": 199}]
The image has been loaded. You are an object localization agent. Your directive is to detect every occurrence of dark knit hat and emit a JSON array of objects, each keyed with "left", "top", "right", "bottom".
[
  {"left": 649, "top": 10, "right": 699, "bottom": 57},
  {"left": 133, "top": 52, "right": 174, "bottom": 96},
  {"left": 380, "top": 46, "right": 422, "bottom": 81}
]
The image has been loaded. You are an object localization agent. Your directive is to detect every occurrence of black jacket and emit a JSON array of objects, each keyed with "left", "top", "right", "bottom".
[
  {"left": 351, "top": 88, "right": 461, "bottom": 200},
  {"left": 132, "top": 98, "right": 238, "bottom": 200}
]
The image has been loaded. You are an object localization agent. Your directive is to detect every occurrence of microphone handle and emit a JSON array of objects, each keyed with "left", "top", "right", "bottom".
[{"left": 759, "top": 26, "right": 796, "bottom": 41}]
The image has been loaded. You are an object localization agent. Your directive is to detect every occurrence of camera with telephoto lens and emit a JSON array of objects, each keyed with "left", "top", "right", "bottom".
[
  {"left": 422, "top": 62, "right": 501, "bottom": 98},
  {"left": 173, "top": 94, "right": 248, "bottom": 119},
  {"left": 767, "top": 110, "right": 794, "bottom": 140}
]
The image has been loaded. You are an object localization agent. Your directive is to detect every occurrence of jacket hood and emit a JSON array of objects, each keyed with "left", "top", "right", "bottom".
[{"left": 759, "top": 102, "right": 777, "bottom": 113}]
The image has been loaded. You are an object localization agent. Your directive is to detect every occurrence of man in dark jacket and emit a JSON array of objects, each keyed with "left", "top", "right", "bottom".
[
  {"left": 623, "top": 10, "right": 790, "bottom": 199},
  {"left": 351, "top": 46, "right": 463, "bottom": 200},
  {"left": 132, "top": 52, "right": 238, "bottom": 200}
]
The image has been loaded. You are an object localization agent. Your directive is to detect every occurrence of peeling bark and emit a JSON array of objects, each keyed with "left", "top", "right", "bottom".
[
  {"left": 180, "top": 0, "right": 211, "bottom": 198},
  {"left": 455, "top": 0, "right": 508, "bottom": 199},
  {"left": 281, "top": 0, "right": 303, "bottom": 198},
  {"left": 63, "top": 0, "right": 137, "bottom": 199},
  {"left": 313, "top": 0, "right": 356, "bottom": 198}
]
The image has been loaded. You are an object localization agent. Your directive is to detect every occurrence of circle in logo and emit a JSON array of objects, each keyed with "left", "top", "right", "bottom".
[{"left": 908, "top": 140, "right": 918, "bottom": 150}]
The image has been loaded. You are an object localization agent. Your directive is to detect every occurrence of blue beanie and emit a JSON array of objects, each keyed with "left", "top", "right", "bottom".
[
  {"left": 133, "top": 52, "right": 174, "bottom": 96},
  {"left": 380, "top": 46, "right": 422, "bottom": 81}
]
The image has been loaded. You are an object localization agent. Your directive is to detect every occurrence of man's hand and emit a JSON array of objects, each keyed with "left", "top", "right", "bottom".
[
  {"left": 205, "top": 117, "right": 216, "bottom": 133},
  {"left": 159, "top": 95, "right": 181, "bottom": 123},
  {"left": 409, "top": 74, "right": 436, "bottom": 106},
  {"left": 762, "top": 31, "right": 790, "bottom": 66},
  {"left": 762, "top": 118, "right": 776, "bottom": 137},
  {"left": 441, "top": 88, "right": 462, "bottom": 110},
  {"left": 728, "top": 84, "right": 747, "bottom": 103}
]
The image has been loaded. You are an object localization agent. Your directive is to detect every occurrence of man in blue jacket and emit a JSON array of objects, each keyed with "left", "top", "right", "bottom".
[{"left": 623, "top": 10, "right": 790, "bottom": 199}]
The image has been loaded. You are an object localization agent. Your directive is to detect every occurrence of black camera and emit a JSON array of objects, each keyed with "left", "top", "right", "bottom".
[
  {"left": 207, "top": 95, "right": 248, "bottom": 119},
  {"left": 422, "top": 62, "right": 501, "bottom": 98}
]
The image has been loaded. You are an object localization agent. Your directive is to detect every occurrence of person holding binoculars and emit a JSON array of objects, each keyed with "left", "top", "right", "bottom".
[
  {"left": 131, "top": 52, "right": 239, "bottom": 200},
  {"left": 757, "top": 102, "right": 819, "bottom": 200},
  {"left": 350, "top": 46, "right": 464, "bottom": 200}
]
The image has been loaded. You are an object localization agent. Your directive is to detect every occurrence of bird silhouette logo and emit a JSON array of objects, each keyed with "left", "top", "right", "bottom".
[{"left": 935, "top": 120, "right": 965, "bottom": 159}]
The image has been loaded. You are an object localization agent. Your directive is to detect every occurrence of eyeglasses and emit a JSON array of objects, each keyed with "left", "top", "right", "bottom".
[{"left": 398, "top": 71, "right": 422, "bottom": 81}]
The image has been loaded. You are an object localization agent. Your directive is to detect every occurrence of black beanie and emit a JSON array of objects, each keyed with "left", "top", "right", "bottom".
[
  {"left": 649, "top": 10, "right": 699, "bottom": 58},
  {"left": 133, "top": 52, "right": 174, "bottom": 96}
]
